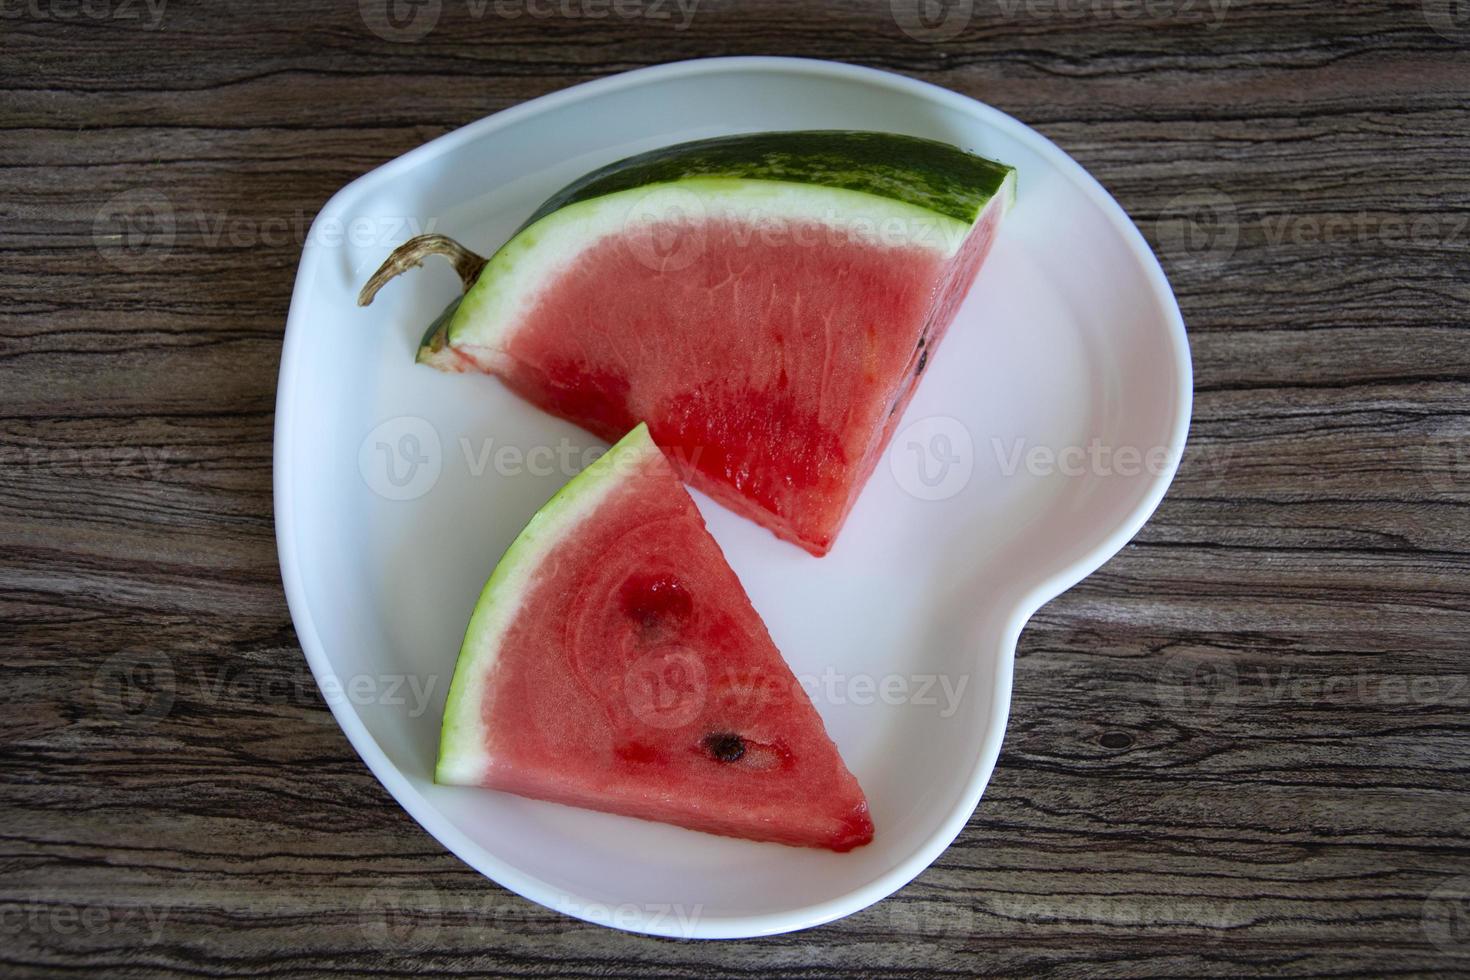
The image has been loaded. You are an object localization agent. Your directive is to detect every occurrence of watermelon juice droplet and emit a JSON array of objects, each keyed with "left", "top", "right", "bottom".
[{"left": 620, "top": 572, "right": 693, "bottom": 631}]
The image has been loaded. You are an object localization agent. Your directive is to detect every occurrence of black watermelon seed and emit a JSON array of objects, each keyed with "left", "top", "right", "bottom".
[
  {"left": 703, "top": 732, "right": 746, "bottom": 763},
  {"left": 916, "top": 350, "right": 928, "bottom": 375}
]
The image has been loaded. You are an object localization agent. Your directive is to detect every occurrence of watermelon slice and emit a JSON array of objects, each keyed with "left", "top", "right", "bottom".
[
  {"left": 362, "top": 131, "right": 1016, "bottom": 556},
  {"left": 435, "top": 422, "right": 874, "bottom": 852}
]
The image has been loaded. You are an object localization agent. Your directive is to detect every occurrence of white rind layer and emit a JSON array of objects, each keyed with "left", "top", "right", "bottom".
[
  {"left": 995, "top": 168, "right": 1018, "bottom": 223},
  {"left": 434, "top": 423, "right": 660, "bottom": 785},
  {"left": 446, "top": 176, "right": 977, "bottom": 355}
]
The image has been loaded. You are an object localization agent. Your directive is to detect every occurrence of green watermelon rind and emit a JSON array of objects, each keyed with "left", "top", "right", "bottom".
[
  {"left": 528, "top": 130, "right": 1014, "bottom": 227},
  {"left": 417, "top": 131, "right": 1017, "bottom": 362},
  {"left": 435, "top": 422, "right": 658, "bottom": 786}
]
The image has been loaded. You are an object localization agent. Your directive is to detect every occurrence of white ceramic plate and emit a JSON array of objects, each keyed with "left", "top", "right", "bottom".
[{"left": 274, "top": 56, "right": 1191, "bottom": 939}]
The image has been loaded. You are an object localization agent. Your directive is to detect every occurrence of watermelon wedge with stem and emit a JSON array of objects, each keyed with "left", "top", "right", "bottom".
[
  {"left": 435, "top": 422, "right": 873, "bottom": 852},
  {"left": 361, "top": 131, "right": 1016, "bottom": 556}
]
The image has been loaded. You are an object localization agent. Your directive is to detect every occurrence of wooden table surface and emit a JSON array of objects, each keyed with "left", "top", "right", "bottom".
[{"left": 4, "top": 0, "right": 1469, "bottom": 975}]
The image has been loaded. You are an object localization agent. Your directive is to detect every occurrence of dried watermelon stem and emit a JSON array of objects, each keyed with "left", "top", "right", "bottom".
[{"left": 357, "top": 234, "right": 487, "bottom": 307}]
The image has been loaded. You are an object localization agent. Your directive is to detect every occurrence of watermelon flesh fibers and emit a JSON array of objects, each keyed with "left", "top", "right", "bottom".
[
  {"left": 436, "top": 423, "right": 874, "bottom": 852},
  {"left": 483, "top": 202, "right": 1002, "bottom": 555}
]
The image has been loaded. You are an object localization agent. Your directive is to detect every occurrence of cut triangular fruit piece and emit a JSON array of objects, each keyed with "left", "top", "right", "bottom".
[
  {"left": 436, "top": 423, "right": 874, "bottom": 851},
  {"left": 362, "top": 131, "right": 1016, "bottom": 556}
]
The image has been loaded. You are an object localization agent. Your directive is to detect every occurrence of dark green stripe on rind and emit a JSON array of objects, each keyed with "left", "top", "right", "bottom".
[{"left": 524, "top": 131, "right": 1014, "bottom": 227}]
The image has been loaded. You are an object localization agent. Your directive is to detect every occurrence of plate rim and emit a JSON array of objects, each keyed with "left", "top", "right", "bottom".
[{"left": 273, "top": 54, "right": 1194, "bottom": 939}]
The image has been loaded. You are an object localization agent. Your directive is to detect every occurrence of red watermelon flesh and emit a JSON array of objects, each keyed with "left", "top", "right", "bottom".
[
  {"left": 482, "top": 203, "right": 1004, "bottom": 556},
  {"left": 435, "top": 423, "right": 874, "bottom": 852}
]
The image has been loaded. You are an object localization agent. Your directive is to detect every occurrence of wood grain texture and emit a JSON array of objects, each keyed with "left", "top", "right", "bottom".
[{"left": 3, "top": 0, "right": 1468, "bottom": 974}]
